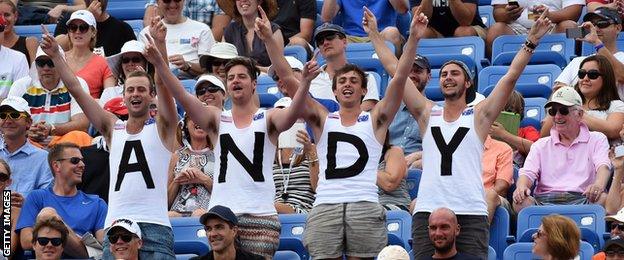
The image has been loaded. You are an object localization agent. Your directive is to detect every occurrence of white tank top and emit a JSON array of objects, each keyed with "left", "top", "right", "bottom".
[
  {"left": 106, "top": 119, "right": 172, "bottom": 227},
  {"left": 314, "top": 111, "right": 382, "bottom": 205},
  {"left": 415, "top": 106, "right": 487, "bottom": 215},
  {"left": 209, "top": 110, "right": 277, "bottom": 216}
]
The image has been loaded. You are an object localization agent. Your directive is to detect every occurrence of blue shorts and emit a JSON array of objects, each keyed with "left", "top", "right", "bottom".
[{"left": 102, "top": 222, "right": 175, "bottom": 260}]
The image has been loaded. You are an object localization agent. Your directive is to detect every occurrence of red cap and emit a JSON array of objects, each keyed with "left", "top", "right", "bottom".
[{"left": 104, "top": 97, "right": 128, "bottom": 116}]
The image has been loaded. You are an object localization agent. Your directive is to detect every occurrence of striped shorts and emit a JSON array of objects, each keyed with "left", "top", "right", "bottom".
[{"left": 237, "top": 214, "right": 281, "bottom": 258}]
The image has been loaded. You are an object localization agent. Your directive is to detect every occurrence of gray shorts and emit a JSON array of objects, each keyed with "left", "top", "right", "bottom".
[
  {"left": 303, "top": 201, "right": 387, "bottom": 258},
  {"left": 412, "top": 212, "right": 489, "bottom": 260}
]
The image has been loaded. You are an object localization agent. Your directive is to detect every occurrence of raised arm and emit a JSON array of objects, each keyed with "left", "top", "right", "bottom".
[
  {"left": 320, "top": 0, "right": 340, "bottom": 23},
  {"left": 39, "top": 26, "right": 117, "bottom": 140},
  {"left": 364, "top": 7, "right": 400, "bottom": 77}
]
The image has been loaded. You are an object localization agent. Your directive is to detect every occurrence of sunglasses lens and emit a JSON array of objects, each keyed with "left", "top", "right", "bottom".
[
  {"left": 50, "top": 238, "right": 62, "bottom": 246},
  {"left": 9, "top": 112, "right": 20, "bottom": 119},
  {"left": 0, "top": 174, "right": 8, "bottom": 182},
  {"left": 35, "top": 59, "right": 54, "bottom": 68},
  {"left": 69, "top": 157, "right": 82, "bottom": 164},
  {"left": 195, "top": 88, "right": 206, "bottom": 96},
  {"left": 596, "top": 20, "right": 611, "bottom": 28}
]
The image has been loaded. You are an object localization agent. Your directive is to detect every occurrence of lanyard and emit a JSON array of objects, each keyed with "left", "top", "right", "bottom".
[{"left": 277, "top": 147, "right": 303, "bottom": 200}]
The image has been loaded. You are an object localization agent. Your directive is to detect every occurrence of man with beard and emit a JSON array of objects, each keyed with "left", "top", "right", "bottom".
[{"left": 422, "top": 208, "right": 479, "bottom": 260}]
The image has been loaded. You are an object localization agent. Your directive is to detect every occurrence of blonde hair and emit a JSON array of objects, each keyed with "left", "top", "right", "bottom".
[{"left": 542, "top": 214, "right": 580, "bottom": 260}]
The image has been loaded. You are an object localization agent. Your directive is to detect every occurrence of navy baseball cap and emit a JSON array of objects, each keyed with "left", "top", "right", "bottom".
[
  {"left": 414, "top": 54, "right": 430, "bottom": 70},
  {"left": 200, "top": 205, "right": 238, "bottom": 226},
  {"left": 583, "top": 7, "right": 622, "bottom": 25},
  {"left": 314, "top": 23, "right": 346, "bottom": 44}
]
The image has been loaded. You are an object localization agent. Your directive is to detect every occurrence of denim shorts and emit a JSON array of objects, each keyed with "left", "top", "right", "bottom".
[{"left": 102, "top": 222, "right": 175, "bottom": 260}]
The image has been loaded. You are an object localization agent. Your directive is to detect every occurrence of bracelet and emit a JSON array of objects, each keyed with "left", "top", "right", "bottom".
[
  {"left": 595, "top": 43, "right": 605, "bottom": 52},
  {"left": 521, "top": 44, "right": 535, "bottom": 54},
  {"left": 524, "top": 39, "right": 538, "bottom": 50}
]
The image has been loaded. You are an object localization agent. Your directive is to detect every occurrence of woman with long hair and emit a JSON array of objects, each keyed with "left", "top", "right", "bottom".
[
  {"left": 532, "top": 214, "right": 580, "bottom": 260},
  {"left": 0, "top": 0, "right": 37, "bottom": 64}
]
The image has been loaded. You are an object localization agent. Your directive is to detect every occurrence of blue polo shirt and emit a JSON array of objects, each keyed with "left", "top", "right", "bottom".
[
  {"left": 1, "top": 140, "right": 52, "bottom": 197},
  {"left": 336, "top": 0, "right": 399, "bottom": 37}
]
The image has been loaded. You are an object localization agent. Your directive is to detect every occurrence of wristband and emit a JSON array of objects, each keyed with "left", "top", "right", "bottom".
[
  {"left": 524, "top": 39, "right": 537, "bottom": 50},
  {"left": 594, "top": 43, "right": 605, "bottom": 52}
]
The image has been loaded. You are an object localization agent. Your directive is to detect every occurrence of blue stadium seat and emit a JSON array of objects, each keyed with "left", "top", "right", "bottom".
[
  {"left": 176, "top": 254, "right": 199, "bottom": 260},
  {"left": 278, "top": 214, "right": 309, "bottom": 260},
  {"left": 397, "top": 12, "right": 412, "bottom": 38},
  {"left": 488, "top": 246, "right": 496, "bottom": 260},
  {"left": 125, "top": 19, "right": 143, "bottom": 37},
  {"left": 424, "top": 69, "right": 443, "bottom": 101},
  {"left": 492, "top": 50, "right": 569, "bottom": 69},
  {"left": 316, "top": 0, "right": 323, "bottom": 14},
  {"left": 417, "top": 36, "right": 488, "bottom": 69},
  {"left": 522, "top": 97, "right": 547, "bottom": 130},
  {"left": 477, "top": 64, "right": 561, "bottom": 94},
  {"left": 317, "top": 41, "right": 395, "bottom": 64},
  {"left": 481, "top": 83, "right": 552, "bottom": 99},
  {"left": 479, "top": 6, "right": 494, "bottom": 28},
  {"left": 479, "top": 0, "right": 491, "bottom": 5},
  {"left": 274, "top": 250, "right": 301, "bottom": 260},
  {"left": 170, "top": 217, "right": 211, "bottom": 256},
  {"left": 181, "top": 79, "right": 197, "bottom": 94},
  {"left": 406, "top": 169, "right": 422, "bottom": 200},
  {"left": 284, "top": 45, "right": 308, "bottom": 64},
  {"left": 367, "top": 71, "right": 383, "bottom": 97},
  {"left": 15, "top": 24, "right": 56, "bottom": 40},
  {"left": 517, "top": 205, "right": 606, "bottom": 248},
  {"left": 386, "top": 210, "right": 412, "bottom": 251},
  {"left": 107, "top": 0, "right": 146, "bottom": 20},
  {"left": 491, "top": 34, "right": 575, "bottom": 68},
  {"left": 518, "top": 227, "right": 602, "bottom": 252},
  {"left": 346, "top": 58, "right": 388, "bottom": 96},
  {"left": 259, "top": 93, "right": 279, "bottom": 108},
  {"left": 256, "top": 75, "right": 281, "bottom": 95},
  {"left": 503, "top": 241, "right": 594, "bottom": 260},
  {"left": 489, "top": 207, "right": 513, "bottom": 260}
]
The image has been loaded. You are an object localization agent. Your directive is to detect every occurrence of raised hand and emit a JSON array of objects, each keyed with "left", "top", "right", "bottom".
[
  {"left": 254, "top": 6, "right": 273, "bottom": 41},
  {"left": 362, "top": 7, "right": 379, "bottom": 35},
  {"left": 88, "top": 0, "right": 103, "bottom": 19},
  {"left": 409, "top": 6, "right": 429, "bottom": 40},
  {"left": 579, "top": 22, "right": 600, "bottom": 45},
  {"left": 143, "top": 34, "right": 165, "bottom": 65},
  {"left": 505, "top": 4, "right": 524, "bottom": 21},
  {"left": 40, "top": 25, "right": 61, "bottom": 58},
  {"left": 149, "top": 16, "right": 167, "bottom": 43},
  {"left": 527, "top": 8, "right": 553, "bottom": 43},
  {"left": 302, "top": 59, "right": 321, "bottom": 83}
]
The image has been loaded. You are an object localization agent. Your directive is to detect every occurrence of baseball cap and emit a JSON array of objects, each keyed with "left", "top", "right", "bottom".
[
  {"left": 106, "top": 218, "right": 142, "bottom": 239},
  {"left": 199, "top": 42, "right": 239, "bottom": 69},
  {"left": 267, "top": 56, "right": 304, "bottom": 79},
  {"left": 606, "top": 208, "right": 624, "bottom": 223},
  {"left": 313, "top": 23, "right": 346, "bottom": 44},
  {"left": 583, "top": 7, "right": 622, "bottom": 25},
  {"left": 441, "top": 60, "right": 474, "bottom": 80},
  {"left": 200, "top": 205, "right": 238, "bottom": 226},
  {"left": 544, "top": 86, "right": 582, "bottom": 108},
  {"left": 0, "top": 96, "right": 31, "bottom": 116},
  {"left": 104, "top": 97, "right": 128, "bottom": 116},
  {"left": 34, "top": 45, "right": 66, "bottom": 61},
  {"left": 66, "top": 10, "right": 97, "bottom": 29},
  {"left": 605, "top": 236, "right": 624, "bottom": 250},
  {"left": 377, "top": 245, "right": 410, "bottom": 260},
  {"left": 273, "top": 97, "right": 292, "bottom": 108},
  {"left": 106, "top": 40, "right": 145, "bottom": 78},
  {"left": 413, "top": 54, "right": 430, "bottom": 70},
  {"left": 195, "top": 74, "right": 226, "bottom": 93}
]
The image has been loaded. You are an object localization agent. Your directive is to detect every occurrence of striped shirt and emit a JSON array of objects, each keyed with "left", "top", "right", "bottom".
[
  {"left": 273, "top": 161, "right": 315, "bottom": 214},
  {"left": 145, "top": 0, "right": 225, "bottom": 25}
]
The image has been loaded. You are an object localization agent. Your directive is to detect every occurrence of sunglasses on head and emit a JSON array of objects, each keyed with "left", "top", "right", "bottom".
[
  {"left": 0, "top": 173, "right": 9, "bottom": 182},
  {"left": 315, "top": 33, "right": 340, "bottom": 47},
  {"left": 612, "top": 222, "right": 624, "bottom": 230},
  {"left": 162, "top": 0, "right": 182, "bottom": 3},
  {"left": 37, "top": 237, "right": 63, "bottom": 247},
  {"left": 122, "top": 56, "right": 143, "bottom": 64},
  {"left": 108, "top": 234, "right": 134, "bottom": 243},
  {"left": 196, "top": 84, "right": 222, "bottom": 96},
  {"left": 68, "top": 23, "right": 90, "bottom": 33},
  {"left": 578, "top": 69, "right": 602, "bottom": 80},
  {"left": 35, "top": 58, "right": 55, "bottom": 68},
  {"left": 593, "top": 19, "right": 614, "bottom": 29},
  {"left": 56, "top": 157, "right": 84, "bottom": 165},
  {"left": 0, "top": 111, "right": 28, "bottom": 120},
  {"left": 548, "top": 106, "right": 573, "bottom": 116}
]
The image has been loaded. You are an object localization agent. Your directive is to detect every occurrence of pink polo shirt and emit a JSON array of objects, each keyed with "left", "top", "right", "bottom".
[{"left": 519, "top": 123, "right": 610, "bottom": 195}]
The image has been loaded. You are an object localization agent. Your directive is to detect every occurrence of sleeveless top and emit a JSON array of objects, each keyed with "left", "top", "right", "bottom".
[
  {"left": 314, "top": 111, "right": 382, "bottom": 205},
  {"left": 106, "top": 119, "right": 172, "bottom": 227},
  {"left": 414, "top": 105, "right": 487, "bottom": 215},
  {"left": 11, "top": 36, "right": 31, "bottom": 65},
  {"left": 170, "top": 146, "right": 215, "bottom": 213},
  {"left": 209, "top": 110, "right": 277, "bottom": 216}
]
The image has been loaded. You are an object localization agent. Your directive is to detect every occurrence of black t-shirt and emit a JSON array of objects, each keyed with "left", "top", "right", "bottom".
[
  {"left": 78, "top": 144, "right": 110, "bottom": 203},
  {"left": 409, "top": 0, "right": 485, "bottom": 37},
  {"left": 273, "top": 0, "right": 316, "bottom": 43},
  {"left": 420, "top": 252, "right": 481, "bottom": 260},
  {"left": 190, "top": 249, "right": 265, "bottom": 260},
  {"left": 55, "top": 14, "right": 136, "bottom": 56}
]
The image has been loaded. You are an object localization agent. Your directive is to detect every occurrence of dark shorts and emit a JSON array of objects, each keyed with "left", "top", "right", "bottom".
[
  {"left": 412, "top": 212, "right": 489, "bottom": 260},
  {"left": 535, "top": 192, "right": 588, "bottom": 205}
]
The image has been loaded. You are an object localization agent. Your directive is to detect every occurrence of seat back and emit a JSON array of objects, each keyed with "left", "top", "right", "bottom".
[
  {"left": 278, "top": 214, "right": 309, "bottom": 260},
  {"left": 418, "top": 36, "right": 486, "bottom": 69},
  {"left": 171, "top": 217, "right": 210, "bottom": 255},
  {"left": 479, "top": 6, "right": 494, "bottom": 27},
  {"left": 522, "top": 97, "right": 547, "bottom": 130},
  {"left": 478, "top": 65, "right": 561, "bottom": 94},
  {"left": 284, "top": 46, "right": 308, "bottom": 64},
  {"left": 406, "top": 169, "right": 422, "bottom": 200},
  {"left": 503, "top": 241, "right": 594, "bottom": 260},
  {"left": 107, "top": 0, "right": 146, "bottom": 20},
  {"left": 491, "top": 34, "right": 575, "bottom": 62},
  {"left": 489, "top": 207, "right": 512, "bottom": 259},
  {"left": 386, "top": 210, "right": 412, "bottom": 250},
  {"left": 274, "top": 250, "right": 301, "bottom": 260},
  {"left": 15, "top": 24, "right": 57, "bottom": 40}
]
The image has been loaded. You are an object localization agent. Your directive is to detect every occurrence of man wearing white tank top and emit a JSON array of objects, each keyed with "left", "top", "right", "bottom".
[
  {"left": 39, "top": 20, "right": 180, "bottom": 259},
  {"left": 404, "top": 11, "right": 554, "bottom": 259},
  {"left": 264, "top": 6, "right": 428, "bottom": 259}
]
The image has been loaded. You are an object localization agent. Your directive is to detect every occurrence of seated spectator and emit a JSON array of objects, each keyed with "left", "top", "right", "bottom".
[
  {"left": 422, "top": 208, "right": 479, "bottom": 259},
  {"left": 199, "top": 42, "right": 238, "bottom": 83},
  {"left": 593, "top": 208, "right": 624, "bottom": 259},
  {"left": 555, "top": 7, "right": 624, "bottom": 99},
  {"left": 16, "top": 0, "right": 85, "bottom": 26},
  {"left": 410, "top": 0, "right": 487, "bottom": 39},
  {"left": 607, "top": 144, "right": 624, "bottom": 214},
  {"left": 544, "top": 55, "right": 624, "bottom": 145},
  {"left": 9, "top": 47, "right": 92, "bottom": 148},
  {"left": 274, "top": 0, "right": 316, "bottom": 55},
  {"left": 31, "top": 218, "right": 69, "bottom": 260},
  {"left": 102, "top": 40, "right": 153, "bottom": 106},
  {"left": 0, "top": 15, "right": 29, "bottom": 100},
  {"left": 272, "top": 98, "right": 317, "bottom": 214},
  {"left": 193, "top": 205, "right": 264, "bottom": 260},
  {"left": 310, "top": 23, "right": 380, "bottom": 111},
  {"left": 17, "top": 142, "right": 107, "bottom": 259},
  {"left": 140, "top": 2, "right": 215, "bottom": 79},
  {"left": 482, "top": 135, "right": 513, "bottom": 222},
  {"left": 587, "top": 0, "right": 624, "bottom": 13},
  {"left": 489, "top": 90, "right": 539, "bottom": 167},
  {"left": 107, "top": 218, "right": 142, "bottom": 260},
  {"left": 532, "top": 214, "right": 580, "bottom": 260},
  {"left": 218, "top": 0, "right": 283, "bottom": 70},
  {"left": 0, "top": 0, "right": 37, "bottom": 65},
  {"left": 322, "top": 1, "right": 406, "bottom": 53},
  {"left": 57, "top": 0, "right": 136, "bottom": 57},
  {"left": 0, "top": 96, "right": 52, "bottom": 198},
  {"left": 61, "top": 10, "right": 116, "bottom": 99},
  {"left": 377, "top": 135, "right": 410, "bottom": 212},
  {"left": 512, "top": 87, "right": 611, "bottom": 213},
  {"left": 0, "top": 158, "right": 20, "bottom": 254},
  {"left": 486, "top": 0, "right": 583, "bottom": 56},
  {"left": 601, "top": 237, "right": 624, "bottom": 260},
  {"left": 144, "top": 0, "right": 231, "bottom": 40}
]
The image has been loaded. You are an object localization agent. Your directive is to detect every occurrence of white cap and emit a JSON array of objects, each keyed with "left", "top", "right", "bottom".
[
  {"left": 107, "top": 218, "right": 142, "bottom": 239},
  {"left": 196, "top": 74, "right": 226, "bottom": 92},
  {"left": 273, "top": 97, "right": 292, "bottom": 108},
  {"left": 607, "top": 208, "right": 624, "bottom": 223},
  {"left": 35, "top": 45, "right": 65, "bottom": 60},
  {"left": 66, "top": 10, "right": 96, "bottom": 29},
  {"left": 545, "top": 86, "right": 582, "bottom": 108},
  {"left": 0, "top": 96, "right": 31, "bottom": 116},
  {"left": 267, "top": 56, "right": 304, "bottom": 79},
  {"left": 106, "top": 40, "right": 146, "bottom": 77},
  {"left": 199, "top": 42, "right": 239, "bottom": 68},
  {"left": 377, "top": 245, "right": 410, "bottom": 260}
]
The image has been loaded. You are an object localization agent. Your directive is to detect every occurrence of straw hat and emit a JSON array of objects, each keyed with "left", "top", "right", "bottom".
[{"left": 217, "top": 0, "right": 278, "bottom": 21}]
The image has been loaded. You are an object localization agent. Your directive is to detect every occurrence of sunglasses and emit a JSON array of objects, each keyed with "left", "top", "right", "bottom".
[
  {"left": 108, "top": 234, "right": 134, "bottom": 243},
  {"left": 162, "top": 0, "right": 182, "bottom": 3},
  {"left": 196, "top": 85, "right": 223, "bottom": 96},
  {"left": 68, "top": 23, "right": 90, "bottom": 33},
  {"left": 211, "top": 59, "right": 228, "bottom": 67},
  {"left": 315, "top": 33, "right": 340, "bottom": 47},
  {"left": 611, "top": 222, "right": 624, "bottom": 230},
  {"left": 0, "top": 173, "right": 8, "bottom": 182},
  {"left": 593, "top": 20, "right": 614, "bottom": 29},
  {"left": 36, "top": 237, "right": 63, "bottom": 247},
  {"left": 122, "top": 56, "right": 143, "bottom": 64},
  {"left": 547, "top": 106, "right": 574, "bottom": 116},
  {"left": 578, "top": 69, "right": 602, "bottom": 80},
  {"left": 56, "top": 157, "right": 84, "bottom": 165},
  {"left": 35, "top": 58, "right": 55, "bottom": 68},
  {"left": 0, "top": 111, "right": 28, "bottom": 120}
]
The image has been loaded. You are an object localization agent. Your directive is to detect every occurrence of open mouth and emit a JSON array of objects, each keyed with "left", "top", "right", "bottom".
[{"left": 342, "top": 89, "right": 353, "bottom": 97}]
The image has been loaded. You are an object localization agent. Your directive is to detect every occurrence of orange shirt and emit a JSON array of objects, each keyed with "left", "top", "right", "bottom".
[
  {"left": 482, "top": 136, "right": 514, "bottom": 189},
  {"left": 75, "top": 54, "right": 114, "bottom": 99}
]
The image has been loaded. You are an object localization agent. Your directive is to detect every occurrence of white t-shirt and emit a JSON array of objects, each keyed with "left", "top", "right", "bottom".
[
  {"left": 555, "top": 52, "right": 624, "bottom": 99},
  {"left": 139, "top": 18, "right": 215, "bottom": 69},
  {"left": 586, "top": 100, "right": 624, "bottom": 145},
  {"left": 309, "top": 65, "right": 380, "bottom": 102},
  {"left": 490, "top": 0, "right": 585, "bottom": 28},
  {"left": 0, "top": 47, "right": 29, "bottom": 99}
]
